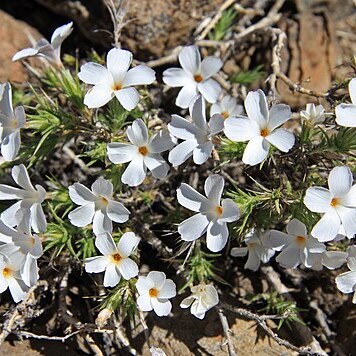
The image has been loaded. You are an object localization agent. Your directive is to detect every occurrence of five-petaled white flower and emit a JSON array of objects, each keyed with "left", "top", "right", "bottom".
[
  {"left": 0, "top": 83, "right": 26, "bottom": 161},
  {"left": 335, "top": 246, "right": 356, "bottom": 303},
  {"left": 12, "top": 22, "right": 73, "bottom": 66},
  {"left": 78, "top": 48, "right": 155, "bottom": 110},
  {"left": 136, "top": 271, "right": 176, "bottom": 317},
  {"left": 168, "top": 95, "right": 224, "bottom": 166},
  {"left": 0, "top": 164, "right": 46, "bottom": 233},
  {"left": 304, "top": 166, "right": 356, "bottom": 242},
  {"left": 0, "top": 250, "right": 28, "bottom": 302},
  {"left": 210, "top": 95, "right": 244, "bottom": 120},
  {"left": 231, "top": 229, "right": 275, "bottom": 271},
  {"left": 335, "top": 78, "right": 356, "bottom": 127},
  {"left": 85, "top": 232, "right": 140, "bottom": 287},
  {"left": 267, "top": 219, "right": 326, "bottom": 269},
  {"left": 177, "top": 174, "right": 240, "bottom": 252},
  {"left": 107, "top": 119, "right": 174, "bottom": 187},
  {"left": 180, "top": 283, "right": 219, "bottom": 319},
  {"left": 163, "top": 45, "right": 222, "bottom": 108},
  {"left": 224, "top": 90, "right": 295, "bottom": 166},
  {"left": 68, "top": 177, "right": 130, "bottom": 236},
  {"left": 0, "top": 210, "right": 42, "bottom": 287},
  {"left": 300, "top": 103, "right": 325, "bottom": 125}
]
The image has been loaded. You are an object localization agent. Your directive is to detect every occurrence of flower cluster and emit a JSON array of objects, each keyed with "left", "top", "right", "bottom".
[{"left": 0, "top": 20, "right": 355, "bottom": 333}]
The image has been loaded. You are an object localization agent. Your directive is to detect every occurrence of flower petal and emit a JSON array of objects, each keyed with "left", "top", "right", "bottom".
[
  {"left": 178, "top": 213, "right": 210, "bottom": 241},
  {"left": 103, "top": 263, "right": 121, "bottom": 287},
  {"left": 337, "top": 206, "right": 356, "bottom": 239},
  {"left": 304, "top": 187, "right": 332, "bottom": 213},
  {"left": 158, "top": 279, "right": 176, "bottom": 299},
  {"left": 168, "top": 114, "right": 202, "bottom": 140},
  {"left": 68, "top": 203, "right": 95, "bottom": 227},
  {"left": 224, "top": 117, "right": 259, "bottom": 141},
  {"left": 200, "top": 57, "right": 223, "bottom": 79},
  {"left": 12, "top": 47, "right": 40, "bottom": 62},
  {"left": 335, "top": 103, "right": 356, "bottom": 127},
  {"left": 136, "top": 275, "right": 154, "bottom": 294},
  {"left": 168, "top": 140, "right": 195, "bottom": 166},
  {"left": 50, "top": 22, "right": 73, "bottom": 49},
  {"left": 328, "top": 166, "right": 353, "bottom": 198},
  {"left": 7, "top": 276, "right": 27, "bottom": 302},
  {"left": 177, "top": 184, "right": 211, "bottom": 212},
  {"left": 85, "top": 256, "right": 109, "bottom": 273},
  {"left": 121, "top": 155, "right": 146, "bottom": 187},
  {"left": 179, "top": 46, "right": 200, "bottom": 74},
  {"left": 137, "top": 295, "right": 153, "bottom": 311},
  {"left": 244, "top": 90, "right": 268, "bottom": 128},
  {"left": 311, "top": 209, "right": 340, "bottom": 242},
  {"left": 286, "top": 218, "right": 307, "bottom": 237},
  {"left": 84, "top": 84, "right": 113, "bottom": 108},
  {"left": 220, "top": 198, "right": 240, "bottom": 222},
  {"left": 122, "top": 65, "right": 155, "bottom": 87},
  {"left": 91, "top": 177, "right": 113, "bottom": 198},
  {"left": 267, "top": 104, "right": 292, "bottom": 131},
  {"left": 127, "top": 119, "right": 149, "bottom": 147},
  {"left": 163, "top": 68, "right": 192, "bottom": 87},
  {"left": 322, "top": 251, "right": 347, "bottom": 270},
  {"left": 144, "top": 154, "right": 169, "bottom": 179},
  {"left": 106, "top": 48, "right": 132, "bottom": 84},
  {"left": 107, "top": 201, "right": 130, "bottom": 223},
  {"left": 193, "top": 141, "right": 213, "bottom": 165},
  {"left": 93, "top": 210, "right": 112, "bottom": 235},
  {"left": 197, "top": 79, "right": 221, "bottom": 103},
  {"left": 30, "top": 203, "right": 47, "bottom": 233},
  {"left": 107, "top": 143, "right": 137, "bottom": 164},
  {"left": 242, "top": 136, "right": 269, "bottom": 165},
  {"left": 265, "top": 128, "right": 295, "bottom": 152},
  {"left": 95, "top": 232, "right": 116, "bottom": 255},
  {"left": 208, "top": 114, "right": 224, "bottom": 136},
  {"left": 176, "top": 84, "right": 198, "bottom": 109},
  {"left": 118, "top": 258, "right": 139, "bottom": 279},
  {"left": 151, "top": 298, "right": 172, "bottom": 316},
  {"left": 1, "top": 130, "right": 20, "bottom": 161},
  {"left": 147, "top": 271, "right": 166, "bottom": 289},
  {"left": 1, "top": 201, "right": 22, "bottom": 227},
  {"left": 115, "top": 87, "right": 140, "bottom": 111},
  {"left": 148, "top": 130, "right": 175, "bottom": 153},
  {"left": 69, "top": 183, "right": 97, "bottom": 205},
  {"left": 206, "top": 220, "right": 228, "bottom": 252},
  {"left": 78, "top": 63, "right": 112, "bottom": 85},
  {"left": 117, "top": 232, "right": 140, "bottom": 257},
  {"left": 204, "top": 174, "right": 224, "bottom": 204},
  {"left": 230, "top": 247, "right": 248, "bottom": 257},
  {"left": 336, "top": 270, "right": 356, "bottom": 293},
  {"left": 276, "top": 244, "right": 301, "bottom": 268},
  {"left": 189, "top": 95, "right": 207, "bottom": 131}
]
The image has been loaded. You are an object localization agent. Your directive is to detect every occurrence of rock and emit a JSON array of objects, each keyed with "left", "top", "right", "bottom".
[{"left": 0, "top": 10, "right": 42, "bottom": 83}]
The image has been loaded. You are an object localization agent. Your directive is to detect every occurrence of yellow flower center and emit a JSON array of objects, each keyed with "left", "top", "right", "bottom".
[
  {"left": 295, "top": 235, "right": 306, "bottom": 245},
  {"left": 149, "top": 288, "right": 158, "bottom": 297},
  {"left": 194, "top": 74, "right": 203, "bottom": 83},
  {"left": 260, "top": 129, "right": 269, "bottom": 137},
  {"left": 139, "top": 146, "right": 149, "bottom": 156},
  {"left": 100, "top": 197, "right": 109, "bottom": 206},
  {"left": 221, "top": 111, "right": 229, "bottom": 119},
  {"left": 3, "top": 267, "right": 11, "bottom": 277},
  {"left": 112, "top": 253, "right": 121, "bottom": 263},
  {"left": 215, "top": 206, "right": 223, "bottom": 216},
  {"left": 113, "top": 83, "right": 122, "bottom": 91},
  {"left": 330, "top": 198, "right": 339, "bottom": 207}
]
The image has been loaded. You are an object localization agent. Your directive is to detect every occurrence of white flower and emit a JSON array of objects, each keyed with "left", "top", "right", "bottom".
[
  {"left": 180, "top": 283, "right": 219, "bottom": 319},
  {"left": 85, "top": 232, "right": 140, "bottom": 287},
  {"left": 12, "top": 22, "right": 73, "bottom": 66},
  {"left": 0, "top": 210, "right": 42, "bottom": 287},
  {"left": 68, "top": 177, "right": 130, "bottom": 236},
  {"left": 136, "top": 271, "right": 176, "bottom": 317},
  {"left": 335, "top": 78, "right": 356, "bottom": 127},
  {"left": 311, "top": 250, "right": 348, "bottom": 271},
  {"left": 168, "top": 95, "right": 224, "bottom": 167},
  {"left": 210, "top": 95, "right": 244, "bottom": 120},
  {"left": 0, "top": 83, "right": 26, "bottom": 161},
  {"left": 335, "top": 250, "right": 356, "bottom": 303},
  {"left": 224, "top": 90, "right": 295, "bottom": 166},
  {"left": 163, "top": 45, "right": 222, "bottom": 108},
  {"left": 300, "top": 103, "right": 325, "bottom": 124},
  {"left": 0, "top": 164, "right": 46, "bottom": 233},
  {"left": 107, "top": 119, "right": 174, "bottom": 187},
  {"left": 177, "top": 174, "right": 240, "bottom": 252},
  {"left": 304, "top": 166, "right": 356, "bottom": 242},
  {"left": 231, "top": 230, "right": 275, "bottom": 271},
  {"left": 0, "top": 251, "right": 27, "bottom": 302},
  {"left": 267, "top": 219, "right": 326, "bottom": 269},
  {"left": 78, "top": 48, "right": 155, "bottom": 110}
]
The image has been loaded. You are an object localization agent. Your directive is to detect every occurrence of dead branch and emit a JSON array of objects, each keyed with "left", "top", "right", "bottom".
[{"left": 216, "top": 307, "right": 237, "bottom": 356}]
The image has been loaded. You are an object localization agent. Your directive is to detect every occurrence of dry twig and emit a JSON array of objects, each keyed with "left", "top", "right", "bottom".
[{"left": 216, "top": 307, "right": 237, "bottom": 356}]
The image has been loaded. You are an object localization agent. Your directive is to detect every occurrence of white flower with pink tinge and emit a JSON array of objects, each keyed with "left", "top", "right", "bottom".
[
  {"left": 304, "top": 166, "right": 356, "bottom": 242},
  {"left": 68, "top": 177, "right": 130, "bottom": 236},
  {"left": 163, "top": 45, "right": 222, "bottom": 108},
  {"left": 224, "top": 89, "right": 295, "bottom": 166},
  {"left": 177, "top": 174, "right": 240, "bottom": 252},
  {"left": 78, "top": 48, "right": 155, "bottom": 110},
  {"left": 136, "top": 271, "right": 176, "bottom": 317}
]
